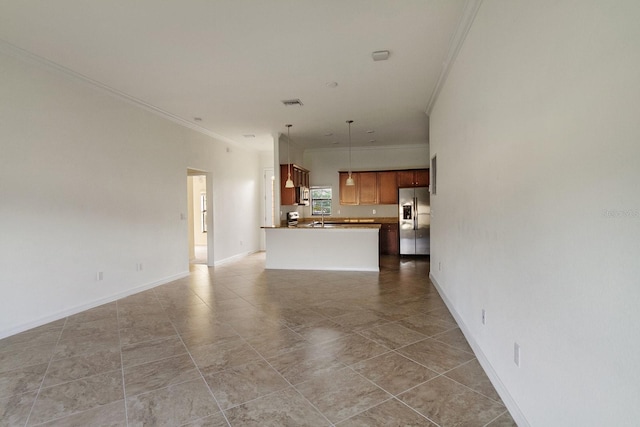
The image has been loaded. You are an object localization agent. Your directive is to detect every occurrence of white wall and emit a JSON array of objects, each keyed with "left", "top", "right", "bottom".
[
  {"left": 303, "top": 145, "right": 429, "bottom": 218},
  {"left": 278, "top": 134, "right": 305, "bottom": 167},
  {"left": 429, "top": 1, "right": 640, "bottom": 425},
  {"left": 0, "top": 49, "right": 263, "bottom": 337}
]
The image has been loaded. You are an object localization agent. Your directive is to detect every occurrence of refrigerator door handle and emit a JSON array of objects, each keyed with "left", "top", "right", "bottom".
[{"left": 413, "top": 197, "right": 418, "bottom": 230}]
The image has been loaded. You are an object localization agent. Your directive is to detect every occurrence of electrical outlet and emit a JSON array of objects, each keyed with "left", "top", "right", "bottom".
[
  {"left": 136, "top": 263, "right": 143, "bottom": 271},
  {"left": 96, "top": 271, "right": 103, "bottom": 281},
  {"left": 514, "top": 343, "right": 521, "bottom": 367},
  {"left": 481, "top": 309, "right": 486, "bottom": 325},
  {"left": 372, "top": 209, "right": 376, "bottom": 215}
]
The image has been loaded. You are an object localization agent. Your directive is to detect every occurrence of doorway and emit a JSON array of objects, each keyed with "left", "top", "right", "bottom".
[
  {"left": 264, "top": 167, "right": 275, "bottom": 227},
  {"left": 187, "top": 170, "right": 208, "bottom": 264}
]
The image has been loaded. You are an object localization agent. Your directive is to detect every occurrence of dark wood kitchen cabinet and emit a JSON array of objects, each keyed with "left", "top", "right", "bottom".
[
  {"left": 339, "top": 168, "right": 428, "bottom": 205},
  {"left": 379, "top": 223, "right": 399, "bottom": 255},
  {"left": 340, "top": 171, "right": 378, "bottom": 205},
  {"left": 397, "top": 169, "right": 429, "bottom": 187},
  {"left": 358, "top": 172, "right": 378, "bottom": 205},
  {"left": 339, "top": 172, "right": 359, "bottom": 205},
  {"left": 280, "top": 164, "right": 309, "bottom": 205},
  {"left": 377, "top": 171, "right": 398, "bottom": 204}
]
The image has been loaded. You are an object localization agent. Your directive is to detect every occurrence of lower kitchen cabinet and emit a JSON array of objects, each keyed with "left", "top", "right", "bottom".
[{"left": 379, "top": 223, "right": 399, "bottom": 255}]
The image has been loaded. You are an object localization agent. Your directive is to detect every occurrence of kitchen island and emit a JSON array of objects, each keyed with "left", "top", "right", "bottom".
[{"left": 263, "top": 224, "right": 380, "bottom": 271}]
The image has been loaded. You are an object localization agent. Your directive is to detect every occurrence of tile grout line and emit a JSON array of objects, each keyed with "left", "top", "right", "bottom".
[
  {"left": 439, "top": 369, "right": 507, "bottom": 406},
  {"left": 343, "top": 358, "right": 441, "bottom": 426},
  {"left": 22, "top": 316, "right": 68, "bottom": 427},
  {"left": 483, "top": 409, "right": 510, "bottom": 426},
  {"left": 229, "top": 327, "right": 335, "bottom": 426},
  {"left": 115, "top": 300, "right": 129, "bottom": 427},
  {"left": 157, "top": 288, "right": 233, "bottom": 427}
]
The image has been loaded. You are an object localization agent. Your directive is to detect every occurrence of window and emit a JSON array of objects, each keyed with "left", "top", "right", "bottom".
[
  {"left": 200, "top": 193, "right": 207, "bottom": 232},
  {"left": 311, "top": 187, "right": 332, "bottom": 215}
]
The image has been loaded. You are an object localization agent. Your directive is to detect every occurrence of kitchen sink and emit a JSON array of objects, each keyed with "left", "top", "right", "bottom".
[{"left": 302, "top": 222, "right": 340, "bottom": 228}]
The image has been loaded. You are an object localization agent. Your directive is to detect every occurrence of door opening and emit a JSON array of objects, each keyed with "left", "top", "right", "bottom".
[
  {"left": 187, "top": 170, "right": 208, "bottom": 264},
  {"left": 264, "top": 168, "right": 275, "bottom": 227}
]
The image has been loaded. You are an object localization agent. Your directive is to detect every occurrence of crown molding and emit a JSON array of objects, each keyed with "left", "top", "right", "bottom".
[
  {"left": 425, "top": 0, "right": 483, "bottom": 116},
  {"left": 0, "top": 39, "right": 241, "bottom": 147},
  {"left": 304, "top": 143, "right": 429, "bottom": 154}
]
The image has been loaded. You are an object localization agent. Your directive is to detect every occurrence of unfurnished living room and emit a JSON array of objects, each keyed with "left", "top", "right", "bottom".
[{"left": 1, "top": 1, "right": 639, "bottom": 426}]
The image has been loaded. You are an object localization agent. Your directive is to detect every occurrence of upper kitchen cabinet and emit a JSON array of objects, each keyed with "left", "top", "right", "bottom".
[
  {"left": 339, "top": 169, "right": 428, "bottom": 205},
  {"left": 280, "top": 164, "right": 310, "bottom": 205},
  {"left": 358, "top": 172, "right": 378, "bottom": 205},
  {"left": 377, "top": 171, "right": 398, "bottom": 204},
  {"left": 339, "top": 172, "right": 359, "bottom": 205},
  {"left": 397, "top": 169, "right": 429, "bottom": 187},
  {"left": 339, "top": 171, "right": 377, "bottom": 205}
]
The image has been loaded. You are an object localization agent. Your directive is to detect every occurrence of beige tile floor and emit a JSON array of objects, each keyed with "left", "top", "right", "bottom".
[{"left": 0, "top": 253, "right": 517, "bottom": 426}]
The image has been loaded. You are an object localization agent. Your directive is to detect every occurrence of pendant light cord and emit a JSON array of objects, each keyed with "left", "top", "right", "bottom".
[
  {"left": 347, "top": 120, "right": 353, "bottom": 177},
  {"left": 286, "top": 124, "right": 292, "bottom": 180}
]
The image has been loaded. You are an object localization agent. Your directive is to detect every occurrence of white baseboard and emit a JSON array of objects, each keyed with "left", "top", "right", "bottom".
[
  {"left": 213, "top": 250, "right": 259, "bottom": 266},
  {"left": 0, "top": 271, "right": 189, "bottom": 339},
  {"left": 429, "top": 272, "right": 530, "bottom": 427}
]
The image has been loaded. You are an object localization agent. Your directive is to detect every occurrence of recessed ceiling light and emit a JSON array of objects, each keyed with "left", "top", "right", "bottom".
[
  {"left": 366, "top": 130, "right": 375, "bottom": 134},
  {"left": 372, "top": 50, "right": 390, "bottom": 61},
  {"left": 332, "top": 141, "right": 340, "bottom": 145},
  {"left": 326, "top": 81, "right": 338, "bottom": 88},
  {"left": 243, "top": 134, "right": 256, "bottom": 138},
  {"left": 194, "top": 117, "right": 203, "bottom": 122},
  {"left": 369, "top": 139, "right": 376, "bottom": 143}
]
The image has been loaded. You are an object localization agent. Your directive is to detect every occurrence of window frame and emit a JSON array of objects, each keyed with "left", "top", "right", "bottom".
[{"left": 310, "top": 186, "right": 332, "bottom": 216}]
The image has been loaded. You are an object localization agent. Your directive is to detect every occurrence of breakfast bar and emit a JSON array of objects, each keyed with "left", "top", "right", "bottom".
[{"left": 263, "top": 224, "right": 380, "bottom": 271}]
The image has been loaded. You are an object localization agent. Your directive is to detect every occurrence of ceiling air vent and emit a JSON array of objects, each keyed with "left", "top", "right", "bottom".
[{"left": 281, "top": 99, "right": 304, "bottom": 107}]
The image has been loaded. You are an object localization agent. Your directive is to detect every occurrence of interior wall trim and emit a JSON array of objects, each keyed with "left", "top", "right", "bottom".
[
  {"left": 0, "top": 38, "right": 239, "bottom": 147},
  {"left": 0, "top": 271, "right": 189, "bottom": 340},
  {"left": 213, "top": 250, "right": 260, "bottom": 267},
  {"left": 429, "top": 272, "right": 530, "bottom": 427},
  {"left": 304, "top": 143, "right": 430, "bottom": 154},
  {"left": 425, "top": 0, "right": 483, "bottom": 115}
]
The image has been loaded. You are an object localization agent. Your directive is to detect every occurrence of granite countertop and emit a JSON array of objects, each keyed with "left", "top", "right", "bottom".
[
  {"left": 262, "top": 224, "right": 381, "bottom": 230},
  {"left": 260, "top": 216, "right": 398, "bottom": 228},
  {"left": 297, "top": 216, "right": 397, "bottom": 225},
  {"left": 263, "top": 217, "right": 397, "bottom": 229}
]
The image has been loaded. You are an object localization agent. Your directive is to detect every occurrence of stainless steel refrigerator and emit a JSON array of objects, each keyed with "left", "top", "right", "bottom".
[{"left": 399, "top": 187, "right": 430, "bottom": 255}]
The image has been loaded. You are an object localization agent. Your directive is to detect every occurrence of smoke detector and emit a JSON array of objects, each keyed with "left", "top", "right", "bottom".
[{"left": 372, "top": 50, "right": 390, "bottom": 61}]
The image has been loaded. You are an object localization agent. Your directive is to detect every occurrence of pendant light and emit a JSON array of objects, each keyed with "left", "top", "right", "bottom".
[
  {"left": 346, "top": 120, "right": 355, "bottom": 186},
  {"left": 285, "top": 124, "right": 294, "bottom": 188}
]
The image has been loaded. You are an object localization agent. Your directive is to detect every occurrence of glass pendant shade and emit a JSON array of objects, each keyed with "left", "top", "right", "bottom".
[
  {"left": 285, "top": 176, "right": 294, "bottom": 188},
  {"left": 346, "top": 173, "right": 355, "bottom": 186}
]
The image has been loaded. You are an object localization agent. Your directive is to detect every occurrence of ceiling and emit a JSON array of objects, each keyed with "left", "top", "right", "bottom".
[{"left": 0, "top": 0, "right": 469, "bottom": 151}]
